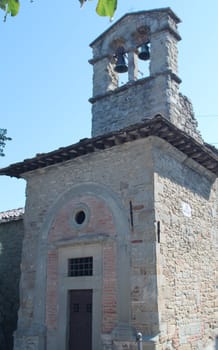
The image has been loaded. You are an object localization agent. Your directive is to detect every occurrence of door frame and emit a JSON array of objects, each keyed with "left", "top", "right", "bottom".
[{"left": 57, "top": 243, "right": 102, "bottom": 350}]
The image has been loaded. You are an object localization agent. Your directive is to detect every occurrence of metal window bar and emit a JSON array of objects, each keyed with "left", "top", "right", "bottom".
[{"left": 68, "top": 257, "right": 93, "bottom": 277}]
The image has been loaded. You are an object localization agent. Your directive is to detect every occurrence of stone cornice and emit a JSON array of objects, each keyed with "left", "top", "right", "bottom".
[{"left": 89, "top": 71, "right": 182, "bottom": 104}]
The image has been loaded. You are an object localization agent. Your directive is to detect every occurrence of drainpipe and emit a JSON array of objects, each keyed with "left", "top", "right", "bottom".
[{"left": 136, "top": 332, "right": 143, "bottom": 350}]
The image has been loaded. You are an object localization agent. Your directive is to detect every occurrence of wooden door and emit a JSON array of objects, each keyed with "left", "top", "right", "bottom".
[{"left": 68, "top": 289, "right": 92, "bottom": 350}]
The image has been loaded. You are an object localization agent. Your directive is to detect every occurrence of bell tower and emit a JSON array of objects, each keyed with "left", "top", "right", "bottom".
[{"left": 89, "top": 8, "right": 201, "bottom": 141}]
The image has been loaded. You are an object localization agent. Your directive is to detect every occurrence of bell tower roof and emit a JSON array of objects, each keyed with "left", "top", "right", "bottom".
[{"left": 90, "top": 7, "right": 181, "bottom": 48}]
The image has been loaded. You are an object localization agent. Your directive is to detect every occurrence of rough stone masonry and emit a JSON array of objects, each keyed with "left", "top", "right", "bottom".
[{"left": 0, "top": 7, "right": 217, "bottom": 350}]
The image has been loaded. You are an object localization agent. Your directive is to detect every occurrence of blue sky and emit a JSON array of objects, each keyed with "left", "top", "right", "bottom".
[{"left": 0, "top": 0, "right": 218, "bottom": 212}]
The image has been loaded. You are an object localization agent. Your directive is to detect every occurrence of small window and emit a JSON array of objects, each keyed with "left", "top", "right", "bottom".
[
  {"left": 75, "top": 210, "right": 86, "bottom": 225},
  {"left": 68, "top": 257, "right": 93, "bottom": 277},
  {"left": 71, "top": 204, "right": 90, "bottom": 229}
]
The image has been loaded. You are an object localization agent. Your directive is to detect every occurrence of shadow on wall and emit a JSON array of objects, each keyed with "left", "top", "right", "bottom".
[
  {"left": 153, "top": 139, "right": 216, "bottom": 201},
  {"left": 0, "top": 220, "right": 24, "bottom": 350}
]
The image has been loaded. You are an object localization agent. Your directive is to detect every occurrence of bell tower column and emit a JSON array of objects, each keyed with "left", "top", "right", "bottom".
[
  {"left": 128, "top": 51, "right": 138, "bottom": 82},
  {"left": 91, "top": 57, "right": 118, "bottom": 97}
]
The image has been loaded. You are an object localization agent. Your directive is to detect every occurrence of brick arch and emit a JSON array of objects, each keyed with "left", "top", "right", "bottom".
[
  {"left": 48, "top": 194, "right": 116, "bottom": 243},
  {"left": 40, "top": 182, "right": 129, "bottom": 242},
  {"left": 33, "top": 182, "right": 131, "bottom": 341}
]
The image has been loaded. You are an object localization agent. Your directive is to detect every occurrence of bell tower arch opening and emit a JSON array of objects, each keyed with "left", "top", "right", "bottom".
[{"left": 111, "top": 25, "right": 151, "bottom": 87}]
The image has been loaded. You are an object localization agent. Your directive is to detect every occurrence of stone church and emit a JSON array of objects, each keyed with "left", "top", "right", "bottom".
[{"left": 0, "top": 7, "right": 217, "bottom": 350}]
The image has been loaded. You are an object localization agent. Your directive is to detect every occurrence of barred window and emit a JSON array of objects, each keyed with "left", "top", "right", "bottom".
[{"left": 68, "top": 257, "right": 93, "bottom": 277}]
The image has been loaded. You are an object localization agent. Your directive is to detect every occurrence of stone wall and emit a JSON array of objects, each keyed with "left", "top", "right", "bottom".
[
  {"left": 14, "top": 137, "right": 157, "bottom": 350},
  {"left": 0, "top": 216, "right": 24, "bottom": 350},
  {"left": 91, "top": 73, "right": 175, "bottom": 136},
  {"left": 153, "top": 138, "right": 217, "bottom": 350},
  {"left": 13, "top": 136, "right": 217, "bottom": 350}
]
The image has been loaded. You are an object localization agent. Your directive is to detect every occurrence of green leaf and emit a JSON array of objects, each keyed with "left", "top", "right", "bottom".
[
  {"left": 0, "top": 0, "right": 19, "bottom": 20},
  {"left": 7, "top": 0, "right": 20, "bottom": 16},
  {"left": 96, "top": 0, "right": 117, "bottom": 19},
  {"left": 0, "top": 0, "right": 7, "bottom": 11}
]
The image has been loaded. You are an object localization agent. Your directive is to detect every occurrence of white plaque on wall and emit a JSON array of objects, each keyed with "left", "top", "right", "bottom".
[{"left": 181, "top": 202, "right": 192, "bottom": 218}]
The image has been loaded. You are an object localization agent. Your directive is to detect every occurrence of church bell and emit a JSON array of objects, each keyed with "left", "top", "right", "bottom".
[
  {"left": 114, "top": 47, "right": 128, "bottom": 73},
  {"left": 138, "top": 43, "right": 150, "bottom": 61}
]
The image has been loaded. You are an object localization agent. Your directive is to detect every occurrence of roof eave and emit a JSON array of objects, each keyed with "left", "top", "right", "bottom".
[{"left": 0, "top": 115, "right": 217, "bottom": 178}]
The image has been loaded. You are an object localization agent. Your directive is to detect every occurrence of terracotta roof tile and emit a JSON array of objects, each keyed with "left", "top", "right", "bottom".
[
  {"left": 0, "top": 208, "right": 24, "bottom": 223},
  {"left": 0, "top": 115, "right": 217, "bottom": 178}
]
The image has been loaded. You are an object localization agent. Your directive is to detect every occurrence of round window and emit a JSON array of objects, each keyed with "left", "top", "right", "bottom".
[
  {"left": 75, "top": 210, "right": 86, "bottom": 225},
  {"left": 72, "top": 204, "right": 89, "bottom": 229}
]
